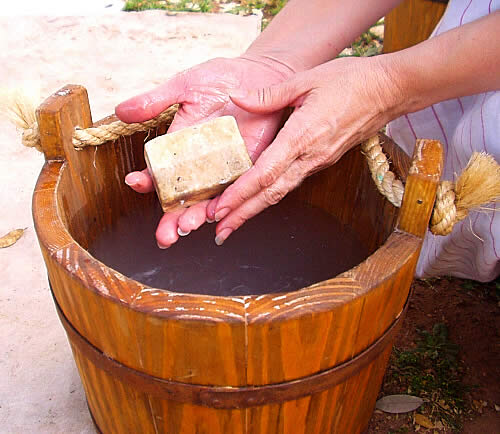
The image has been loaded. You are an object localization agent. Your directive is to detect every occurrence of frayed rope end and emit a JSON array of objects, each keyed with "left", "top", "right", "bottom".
[
  {"left": 455, "top": 152, "right": 500, "bottom": 216},
  {"left": 0, "top": 88, "right": 42, "bottom": 152},
  {"left": 430, "top": 152, "right": 499, "bottom": 235}
]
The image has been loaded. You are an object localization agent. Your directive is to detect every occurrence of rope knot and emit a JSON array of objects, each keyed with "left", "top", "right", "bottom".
[
  {"left": 429, "top": 181, "right": 460, "bottom": 235},
  {"left": 362, "top": 135, "right": 499, "bottom": 236},
  {"left": 22, "top": 123, "right": 42, "bottom": 152}
]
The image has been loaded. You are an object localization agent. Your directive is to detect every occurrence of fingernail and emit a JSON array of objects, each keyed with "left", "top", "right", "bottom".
[
  {"left": 214, "top": 207, "right": 230, "bottom": 222},
  {"left": 157, "top": 242, "right": 169, "bottom": 250},
  {"left": 206, "top": 217, "right": 215, "bottom": 224},
  {"left": 125, "top": 173, "right": 140, "bottom": 186},
  {"left": 229, "top": 89, "right": 248, "bottom": 100},
  {"left": 177, "top": 227, "right": 191, "bottom": 237},
  {"left": 215, "top": 228, "right": 233, "bottom": 246}
]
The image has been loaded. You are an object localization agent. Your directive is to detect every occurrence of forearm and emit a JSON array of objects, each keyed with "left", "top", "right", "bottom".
[
  {"left": 244, "top": 0, "right": 402, "bottom": 72},
  {"left": 384, "top": 11, "right": 500, "bottom": 117}
]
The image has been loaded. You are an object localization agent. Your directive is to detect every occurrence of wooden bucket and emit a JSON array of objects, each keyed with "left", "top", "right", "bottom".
[{"left": 32, "top": 85, "right": 442, "bottom": 434}]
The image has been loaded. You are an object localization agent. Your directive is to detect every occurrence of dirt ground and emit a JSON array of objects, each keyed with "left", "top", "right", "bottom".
[{"left": 367, "top": 277, "right": 500, "bottom": 433}]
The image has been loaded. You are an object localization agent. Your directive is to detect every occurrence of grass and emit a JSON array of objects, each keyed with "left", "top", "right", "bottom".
[
  {"left": 460, "top": 277, "right": 500, "bottom": 302},
  {"left": 388, "top": 323, "right": 469, "bottom": 431},
  {"left": 226, "top": 0, "right": 286, "bottom": 29},
  {"left": 124, "top": 0, "right": 214, "bottom": 13},
  {"left": 336, "top": 18, "right": 384, "bottom": 58}
]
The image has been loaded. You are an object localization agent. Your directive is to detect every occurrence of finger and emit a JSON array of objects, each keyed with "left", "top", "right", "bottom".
[
  {"left": 115, "top": 73, "right": 187, "bottom": 123},
  {"left": 214, "top": 161, "right": 304, "bottom": 245},
  {"left": 156, "top": 208, "right": 184, "bottom": 249},
  {"left": 214, "top": 111, "right": 305, "bottom": 221},
  {"left": 206, "top": 196, "right": 220, "bottom": 223},
  {"left": 229, "top": 75, "right": 309, "bottom": 114},
  {"left": 177, "top": 200, "right": 210, "bottom": 235},
  {"left": 167, "top": 109, "right": 192, "bottom": 133},
  {"left": 236, "top": 109, "right": 284, "bottom": 160},
  {"left": 124, "top": 169, "right": 154, "bottom": 193}
]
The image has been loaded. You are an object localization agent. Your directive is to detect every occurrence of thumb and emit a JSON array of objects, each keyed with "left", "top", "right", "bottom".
[
  {"left": 229, "top": 78, "right": 307, "bottom": 114},
  {"left": 115, "top": 73, "right": 186, "bottom": 123}
]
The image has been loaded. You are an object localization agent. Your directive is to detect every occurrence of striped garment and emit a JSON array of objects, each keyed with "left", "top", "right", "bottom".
[{"left": 386, "top": 0, "right": 499, "bottom": 281}]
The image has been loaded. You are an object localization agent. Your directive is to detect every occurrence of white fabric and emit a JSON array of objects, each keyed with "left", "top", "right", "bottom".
[{"left": 387, "top": 0, "right": 500, "bottom": 281}]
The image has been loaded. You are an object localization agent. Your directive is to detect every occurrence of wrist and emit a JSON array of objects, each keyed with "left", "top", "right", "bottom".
[
  {"left": 240, "top": 49, "right": 303, "bottom": 79},
  {"left": 370, "top": 53, "right": 416, "bottom": 122}
]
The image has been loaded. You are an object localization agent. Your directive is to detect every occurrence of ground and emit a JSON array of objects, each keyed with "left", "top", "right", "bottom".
[{"left": 368, "top": 277, "right": 500, "bottom": 433}]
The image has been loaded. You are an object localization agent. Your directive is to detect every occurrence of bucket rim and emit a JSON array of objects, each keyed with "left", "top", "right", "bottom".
[{"left": 33, "top": 160, "right": 421, "bottom": 323}]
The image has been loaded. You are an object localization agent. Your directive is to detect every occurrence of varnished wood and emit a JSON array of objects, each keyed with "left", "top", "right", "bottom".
[
  {"left": 384, "top": 0, "right": 448, "bottom": 53},
  {"left": 378, "top": 133, "right": 412, "bottom": 181},
  {"left": 32, "top": 85, "right": 444, "bottom": 433},
  {"left": 36, "top": 85, "right": 92, "bottom": 160},
  {"left": 397, "top": 139, "right": 443, "bottom": 237},
  {"left": 53, "top": 289, "right": 407, "bottom": 409}
]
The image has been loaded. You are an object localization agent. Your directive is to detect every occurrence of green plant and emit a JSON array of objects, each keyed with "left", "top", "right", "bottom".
[
  {"left": 390, "top": 323, "right": 468, "bottom": 430},
  {"left": 227, "top": 1, "right": 287, "bottom": 30},
  {"left": 267, "top": 0, "right": 287, "bottom": 16},
  {"left": 198, "top": 0, "right": 212, "bottom": 13},
  {"left": 124, "top": 0, "right": 167, "bottom": 12},
  {"left": 124, "top": 0, "right": 213, "bottom": 13},
  {"left": 461, "top": 277, "right": 500, "bottom": 301},
  {"left": 228, "top": 1, "right": 265, "bottom": 15},
  {"left": 338, "top": 30, "right": 383, "bottom": 58}
]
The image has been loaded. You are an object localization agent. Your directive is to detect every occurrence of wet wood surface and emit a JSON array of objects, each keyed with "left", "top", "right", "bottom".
[{"left": 32, "top": 85, "right": 443, "bottom": 433}]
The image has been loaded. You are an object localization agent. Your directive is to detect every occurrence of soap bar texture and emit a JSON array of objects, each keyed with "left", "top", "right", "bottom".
[{"left": 145, "top": 116, "right": 252, "bottom": 212}]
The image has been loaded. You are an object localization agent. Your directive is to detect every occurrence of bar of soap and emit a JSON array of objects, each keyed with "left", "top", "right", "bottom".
[{"left": 145, "top": 116, "right": 252, "bottom": 212}]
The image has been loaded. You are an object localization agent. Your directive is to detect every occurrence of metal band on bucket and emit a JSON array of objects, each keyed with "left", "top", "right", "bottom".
[{"left": 52, "top": 287, "right": 407, "bottom": 409}]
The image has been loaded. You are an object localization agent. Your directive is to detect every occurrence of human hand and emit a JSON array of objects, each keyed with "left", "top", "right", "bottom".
[
  {"left": 212, "top": 55, "right": 402, "bottom": 245},
  {"left": 115, "top": 56, "right": 294, "bottom": 248}
]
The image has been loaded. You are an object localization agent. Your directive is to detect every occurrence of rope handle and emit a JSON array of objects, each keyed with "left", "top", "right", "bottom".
[
  {"left": 72, "top": 105, "right": 178, "bottom": 149},
  {"left": 9, "top": 98, "right": 500, "bottom": 237},
  {"left": 362, "top": 135, "right": 499, "bottom": 236}
]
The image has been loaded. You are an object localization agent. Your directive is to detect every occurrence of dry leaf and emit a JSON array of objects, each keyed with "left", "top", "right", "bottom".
[
  {"left": 434, "top": 420, "right": 444, "bottom": 430},
  {"left": 438, "top": 399, "right": 450, "bottom": 410},
  {"left": 473, "top": 399, "right": 484, "bottom": 413},
  {"left": 0, "top": 228, "right": 26, "bottom": 248},
  {"left": 414, "top": 414, "right": 435, "bottom": 429},
  {"left": 376, "top": 395, "right": 424, "bottom": 414}
]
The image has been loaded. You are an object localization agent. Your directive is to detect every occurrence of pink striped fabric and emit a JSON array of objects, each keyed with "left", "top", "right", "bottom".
[{"left": 386, "top": 0, "right": 500, "bottom": 281}]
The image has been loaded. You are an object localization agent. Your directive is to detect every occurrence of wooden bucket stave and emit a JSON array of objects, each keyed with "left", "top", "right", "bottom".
[{"left": 32, "top": 85, "right": 442, "bottom": 433}]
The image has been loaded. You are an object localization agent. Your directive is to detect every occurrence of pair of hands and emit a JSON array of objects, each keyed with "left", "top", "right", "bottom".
[{"left": 115, "top": 54, "right": 399, "bottom": 248}]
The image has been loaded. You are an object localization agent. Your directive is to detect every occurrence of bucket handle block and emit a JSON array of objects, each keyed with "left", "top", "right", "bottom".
[
  {"left": 36, "top": 84, "right": 93, "bottom": 161},
  {"left": 397, "top": 139, "right": 443, "bottom": 238}
]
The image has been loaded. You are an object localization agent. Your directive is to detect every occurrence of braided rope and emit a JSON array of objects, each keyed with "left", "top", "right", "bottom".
[
  {"left": 429, "top": 181, "right": 459, "bottom": 236},
  {"left": 361, "top": 135, "right": 404, "bottom": 208},
  {"left": 362, "top": 135, "right": 461, "bottom": 236},
  {"left": 22, "top": 124, "right": 42, "bottom": 152},
  {"left": 20, "top": 104, "right": 178, "bottom": 150},
  {"left": 72, "top": 104, "right": 178, "bottom": 148}
]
